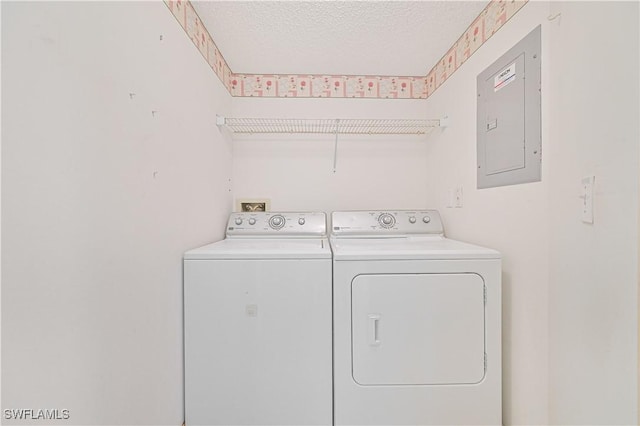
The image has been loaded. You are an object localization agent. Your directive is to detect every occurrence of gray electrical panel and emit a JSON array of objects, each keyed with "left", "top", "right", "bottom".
[{"left": 477, "top": 25, "right": 541, "bottom": 189}]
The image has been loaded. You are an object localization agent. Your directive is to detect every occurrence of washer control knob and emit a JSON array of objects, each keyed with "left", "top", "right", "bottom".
[
  {"left": 409, "top": 216, "right": 417, "bottom": 224},
  {"left": 234, "top": 217, "right": 243, "bottom": 225},
  {"left": 378, "top": 213, "right": 396, "bottom": 228},
  {"left": 298, "top": 218, "right": 306, "bottom": 225},
  {"left": 248, "top": 218, "right": 256, "bottom": 225},
  {"left": 423, "top": 215, "right": 431, "bottom": 223},
  {"left": 269, "top": 215, "right": 286, "bottom": 229}
]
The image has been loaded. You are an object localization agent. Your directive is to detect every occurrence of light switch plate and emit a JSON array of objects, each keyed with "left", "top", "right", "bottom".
[{"left": 581, "top": 176, "right": 595, "bottom": 224}]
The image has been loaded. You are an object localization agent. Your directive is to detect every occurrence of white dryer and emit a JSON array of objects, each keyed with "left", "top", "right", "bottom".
[
  {"left": 331, "top": 210, "right": 501, "bottom": 425},
  {"left": 184, "top": 212, "right": 332, "bottom": 426}
]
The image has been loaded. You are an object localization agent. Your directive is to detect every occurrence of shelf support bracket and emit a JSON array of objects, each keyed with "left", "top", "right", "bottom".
[{"left": 332, "top": 119, "right": 340, "bottom": 173}]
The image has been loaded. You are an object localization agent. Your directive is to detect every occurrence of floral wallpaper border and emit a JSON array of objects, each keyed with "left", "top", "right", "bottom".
[
  {"left": 164, "top": 0, "right": 528, "bottom": 99},
  {"left": 164, "top": 0, "right": 233, "bottom": 90}
]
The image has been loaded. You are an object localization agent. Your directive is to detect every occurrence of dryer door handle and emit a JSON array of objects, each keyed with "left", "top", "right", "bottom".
[{"left": 368, "top": 314, "right": 381, "bottom": 346}]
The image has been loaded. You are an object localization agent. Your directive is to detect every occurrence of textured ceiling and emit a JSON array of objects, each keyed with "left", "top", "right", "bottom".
[{"left": 192, "top": 1, "right": 489, "bottom": 76}]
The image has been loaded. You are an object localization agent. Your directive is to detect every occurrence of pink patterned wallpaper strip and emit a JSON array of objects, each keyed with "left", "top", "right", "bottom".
[
  {"left": 426, "top": 0, "right": 527, "bottom": 97},
  {"left": 165, "top": 0, "right": 233, "bottom": 92},
  {"left": 231, "top": 75, "right": 427, "bottom": 99},
  {"left": 164, "top": 0, "right": 528, "bottom": 99}
]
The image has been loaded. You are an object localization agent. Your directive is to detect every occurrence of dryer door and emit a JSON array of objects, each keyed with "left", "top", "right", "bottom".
[{"left": 351, "top": 273, "right": 485, "bottom": 385}]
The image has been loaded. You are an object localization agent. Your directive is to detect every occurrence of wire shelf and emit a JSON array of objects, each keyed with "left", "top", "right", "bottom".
[{"left": 217, "top": 117, "right": 443, "bottom": 135}]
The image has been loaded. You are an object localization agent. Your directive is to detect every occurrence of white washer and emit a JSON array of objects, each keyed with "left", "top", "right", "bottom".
[
  {"left": 184, "top": 212, "right": 332, "bottom": 426},
  {"left": 331, "top": 210, "right": 502, "bottom": 426}
]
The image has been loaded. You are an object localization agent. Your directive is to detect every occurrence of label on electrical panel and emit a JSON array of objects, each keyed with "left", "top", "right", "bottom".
[{"left": 494, "top": 62, "right": 516, "bottom": 92}]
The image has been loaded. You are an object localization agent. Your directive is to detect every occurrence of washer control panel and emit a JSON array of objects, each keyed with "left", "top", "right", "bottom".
[
  {"left": 331, "top": 210, "right": 444, "bottom": 236},
  {"left": 227, "top": 212, "right": 326, "bottom": 237}
]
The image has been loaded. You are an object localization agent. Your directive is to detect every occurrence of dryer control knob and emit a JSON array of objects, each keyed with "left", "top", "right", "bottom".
[
  {"left": 298, "top": 218, "right": 306, "bottom": 225},
  {"left": 269, "top": 215, "right": 286, "bottom": 229},
  {"left": 409, "top": 216, "right": 417, "bottom": 224},
  {"left": 248, "top": 218, "right": 256, "bottom": 225},
  {"left": 235, "top": 217, "right": 243, "bottom": 225},
  {"left": 378, "top": 213, "right": 396, "bottom": 228},
  {"left": 423, "top": 215, "right": 431, "bottom": 223}
]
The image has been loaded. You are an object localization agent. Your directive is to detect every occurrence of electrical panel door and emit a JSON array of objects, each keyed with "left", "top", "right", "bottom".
[{"left": 477, "top": 25, "right": 541, "bottom": 188}]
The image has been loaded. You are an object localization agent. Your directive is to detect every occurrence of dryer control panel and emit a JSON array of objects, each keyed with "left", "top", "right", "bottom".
[
  {"left": 227, "top": 211, "right": 327, "bottom": 237},
  {"left": 331, "top": 210, "right": 444, "bottom": 237}
]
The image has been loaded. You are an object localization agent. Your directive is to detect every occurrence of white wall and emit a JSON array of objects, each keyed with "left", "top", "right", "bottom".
[
  {"left": 423, "top": 1, "right": 639, "bottom": 424},
  {"left": 3, "top": 2, "right": 637, "bottom": 426},
  {"left": 422, "top": 3, "right": 551, "bottom": 424},
  {"left": 546, "top": 2, "right": 639, "bottom": 424},
  {"left": 231, "top": 98, "right": 434, "bottom": 212},
  {"left": 1, "top": 2, "right": 232, "bottom": 425}
]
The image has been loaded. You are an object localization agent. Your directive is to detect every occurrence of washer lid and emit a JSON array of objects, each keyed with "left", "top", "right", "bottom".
[
  {"left": 184, "top": 238, "right": 331, "bottom": 260},
  {"left": 330, "top": 236, "right": 500, "bottom": 260}
]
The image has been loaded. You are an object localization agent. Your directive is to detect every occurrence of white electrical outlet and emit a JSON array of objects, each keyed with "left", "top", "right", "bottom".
[
  {"left": 580, "top": 176, "right": 595, "bottom": 224},
  {"left": 455, "top": 185, "right": 464, "bottom": 208},
  {"left": 446, "top": 188, "right": 454, "bottom": 208}
]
